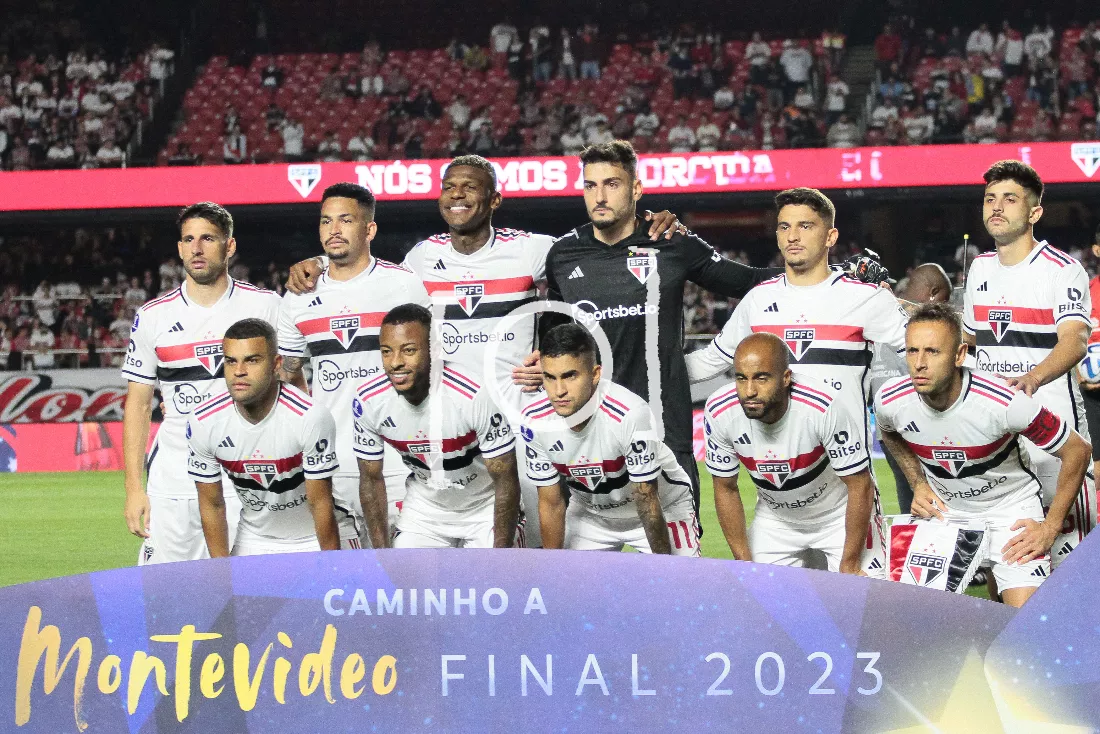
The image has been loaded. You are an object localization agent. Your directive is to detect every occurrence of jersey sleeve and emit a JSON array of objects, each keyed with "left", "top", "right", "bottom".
[
  {"left": 623, "top": 405, "right": 663, "bottom": 483},
  {"left": 121, "top": 307, "right": 157, "bottom": 384},
  {"left": 862, "top": 286, "right": 909, "bottom": 352},
  {"left": 528, "top": 233, "right": 555, "bottom": 283},
  {"left": 1005, "top": 391, "right": 1070, "bottom": 454},
  {"left": 351, "top": 394, "right": 384, "bottom": 461},
  {"left": 401, "top": 244, "right": 424, "bottom": 277},
  {"left": 276, "top": 295, "right": 308, "bottom": 358},
  {"left": 522, "top": 430, "right": 558, "bottom": 486},
  {"left": 820, "top": 397, "right": 870, "bottom": 475},
  {"left": 471, "top": 390, "right": 515, "bottom": 459},
  {"left": 962, "top": 277, "right": 977, "bottom": 335},
  {"left": 186, "top": 418, "right": 220, "bottom": 482},
  {"left": 301, "top": 405, "right": 339, "bottom": 478},
  {"left": 537, "top": 242, "right": 570, "bottom": 341},
  {"left": 872, "top": 387, "right": 898, "bottom": 433},
  {"left": 686, "top": 296, "right": 751, "bottom": 382},
  {"left": 1054, "top": 262, "right": 1091, "bottom": 327},
  {"left": 702, "top": 406, "right": 740, "bottom": 478},
  {"left": 683, "top": 234, "right": 780, "bottom": 298}
]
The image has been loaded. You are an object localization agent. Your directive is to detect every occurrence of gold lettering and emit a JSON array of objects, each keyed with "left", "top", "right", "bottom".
[
  {"left": 14, "top": 607, "right": 92, "bottom": 731},
  {"left": 232, "top": 642, "right": 273, "bottom": 712},
  {"left": 149, "top": 625, "right": 222, "bottom": 721},
  {"left": 339, "top": 654, "right": 366, "bottom": 699},
  {"left": 372, "top": 655, "right": 397, "bottom": 695},
  {"left": 297, "top": 625, "right": 337, "bottom": 703},
  {"left": 127, "top": 652, "right": 169, "bottom": 715},
  {"left": 273, "top": 632, "right": 294, "bottom": 704},
  {"left": 97, "top": 656, "right": 122, "bottom": 694},
  {"left": 199, "top": 653, "right": 225, "bottom": 699}
]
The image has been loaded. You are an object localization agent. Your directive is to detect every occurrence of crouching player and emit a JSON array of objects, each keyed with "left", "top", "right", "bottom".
[
  {"left": 521, "top": 324, "right": 699, "bottom": 555},
  {"left": 353, "top": 304, "right": 522, "bottom": 548},
  {"left": 876, "top": 304, "right": 1090, "bottom": 606},
  {"left": 187, "top": 319, "right": 342, "bottom": 556},
  {"left": 704, "top": 332, "right": 879, "bottom": 574}
]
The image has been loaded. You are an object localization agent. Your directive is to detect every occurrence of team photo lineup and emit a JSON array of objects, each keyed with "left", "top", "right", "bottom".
[{"left": 115, "top": 141, "right": 1099, "bottom": 609}]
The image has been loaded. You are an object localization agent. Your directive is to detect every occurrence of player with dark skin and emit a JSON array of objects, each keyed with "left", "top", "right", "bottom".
[
  {"left": 285, "top": 163, "right": 686, "bottom": 289},
  {"left": 356, "top": 316, "right": 522, "bottom": 549},
  {"left": 195, "top": 332, "right": 341, "bottom": 556},
  {"left": 712, "top": 333, "right": 874, "bottom": 574}
]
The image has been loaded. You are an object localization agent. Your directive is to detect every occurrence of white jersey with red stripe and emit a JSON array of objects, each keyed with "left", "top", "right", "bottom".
[
  {"left": 352, "top": 366, "right": 515, "bottom": 515},
  {"left": 403, "top": 227, "right": 552, "bottom": 409},
  {"left": 124, "top": 279, "right": 281, "bottom": 499},
  {"left": 703, "top": 375, "right": 870, "bottom": 526},
  {"left": 963, "top": 243, "right": 1092, "bottom": 431},
  {"left": 186, "top": 383, "right": 340, "bottom": 544},
  {"left": 688, "top": 271, "right": 909, "bottom": 443},
  {"left": 277, "top": 258, "right": 431, "bottom": 478},
  {"left": 874, "top": 369, "right": 1070, "bottom": 515},
  {"left": 520, "top": 382, "right": 693, "bottom": 520}
]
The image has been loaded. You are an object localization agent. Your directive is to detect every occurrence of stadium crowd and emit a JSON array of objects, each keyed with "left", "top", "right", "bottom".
[{"left": 0, "top": 3, "right": 175, "bottom": 171}]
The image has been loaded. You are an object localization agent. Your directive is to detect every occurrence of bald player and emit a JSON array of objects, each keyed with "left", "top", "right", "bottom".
[
  {"left": 871, "top": 263, "right": 953, "bottom": 513},
  {"left": 704, "top": 333, "right": 879, "bottom": 574}
]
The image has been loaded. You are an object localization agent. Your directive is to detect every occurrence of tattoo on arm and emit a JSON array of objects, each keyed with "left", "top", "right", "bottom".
[
  {"left": 485, "top": 453, "right": 521, "bottom": 548},
  {"left": 633, "top": 479, "right": 671, "bottom": 554},
  {"left": 279, "top": 356, "right": 309, "bottom": 392},
  {"left": 880, "top": 430, "right": 928, "bottom": 489}
]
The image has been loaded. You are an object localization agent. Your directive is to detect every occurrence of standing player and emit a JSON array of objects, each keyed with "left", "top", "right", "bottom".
[
  {"left": 526, "top": 140, "right": 787, "bottom": 513},
  {"left": 963, "top": 160, "right": 1094, "bottom": 567},
  {"left": 187, "top": 319, "right": 342, "bottom": 556},
  {"left": 1081, "top": 222, "right": 1100, "bottom": 487},
  {"left": 705, "top": 333, "right": 876, "bottom": 574},
  {"left": 284, "top": 154, "right": 684, "bottom": 548},
  {"left": 522, "top": 324, "right": 699, "bottom": 555},
  {"left": 352, "top": 305, "right": 521, "bottom": 549},
  {"left": 123, "top": 202, "right": 281, "bottom": 564},
  {"left": 278, "top": 183, "right": 431, "bottom": 547},
  {"left": 876, "top": 304, "right": 1090, "bottom": 606}
]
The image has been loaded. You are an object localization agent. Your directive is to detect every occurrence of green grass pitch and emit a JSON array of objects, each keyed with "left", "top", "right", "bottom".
[{"left": 0, "top": 462, "right": 987, "bottom": 598}]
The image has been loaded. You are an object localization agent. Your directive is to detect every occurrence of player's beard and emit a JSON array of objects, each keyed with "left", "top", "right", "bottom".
[
  {"left": 591, "top": 207, "right": 628, "bottom": 231},
  {"left": 183, "top": 260, "right": 226, "bottom": 285},
  {"left": 986, "top": 217, "right": 1028, "bottom": 245}
]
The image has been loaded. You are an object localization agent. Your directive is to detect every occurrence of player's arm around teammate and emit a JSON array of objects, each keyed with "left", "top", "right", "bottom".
[
  {"left": 122, "top": 381, "right": 155, "bottom": 538},
  {"left": 484, "top": 451, "right": 521, "bottom": 548}
]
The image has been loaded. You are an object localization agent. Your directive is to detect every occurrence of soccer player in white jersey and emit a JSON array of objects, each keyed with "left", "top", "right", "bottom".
[
  {"left": 876, "top": 304, "right": 1090, "bottom": 606},
  {"left": 687, "top": 187, "right": 909, "bottom": 444},
  {"left": 279, "top": 183, "right": 431, "bottom": 548},
  {"left": 521, "top": 324, "right": 698, "bottom": 555},
  {"left": 963, "top": 160, "right": 1094, "bottom": 569},
  {"left": 352, "top": 304, "right": 521, "bottom": 548},
  {"left": 187, "top": 319, "right": 342, "bottom": 555},
  {"left": 123, "top": 202, "right": 281, "bottom": 565},
  {"left": 284, "top": 155, "right": 683, "bottom": 548},
  {"left": 705, "top": 333, "right": 878, "bottom": 574}
]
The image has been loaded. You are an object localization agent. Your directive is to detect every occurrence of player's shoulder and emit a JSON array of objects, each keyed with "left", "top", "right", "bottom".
[
  {"left": 789, "top": 375, "right": 837, "bottom": 414},
  {"left": 355, "top": 372, "right": 393, "bottom": 404},
  {"left": 598, "top": 383, "right": 648, "bottom": 424},
  {"left": 877, "top": 375, "right": 917, "bottom": 406},
  {"left": 521, "top": 395, "right": 556, "bottom": 426},
  {"left": 1031, "top": 242, "right": 1082, "bottom": 271},
  {"left": 374, "top": 257, "right": 418, "bottom": 278},
  {"left": 193, "top": 390, "right": 233, "bottom": 422},
  {"left": 968, "top": 370, "right": 1016, "bottom": 407},
  {"left": 832, "top": 271, "right": 884, "bottom": 295},
  {"left": 441, "top": 365, "right": 482, "bottom": 401},
  {"left": 276, "top": 383, "right": 315, "bottom": 417},
  {"left": 232, "top": 279, "right": 279, "bottom": 301},
  {"left": 136, "top": 287, "right": 183, "bottom": 317},
  {"left": 704, "top": 382, "right": 739, "bottom": 412}
]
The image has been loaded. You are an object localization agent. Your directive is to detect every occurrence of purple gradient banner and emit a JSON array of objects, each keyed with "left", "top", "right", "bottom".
[{"left": 6, "top": 544, "right": 1094, "bottom": 732}]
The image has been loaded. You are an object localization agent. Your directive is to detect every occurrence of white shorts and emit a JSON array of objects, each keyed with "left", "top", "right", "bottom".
[
  {"left": 564, "top": 500, "right": 700, "bottom": 557},
  {"left": 750, "top": 511, "right": 887, "bottom": 577},
  {"left": 1024, "top": 438, "right": 1096, "bottom": 568},
  {"left": 138, "top": 493, "right": 242, "bottom": 565},
  {"left": 392, "top": 501, "right": 526, "bottom": 549},
  {"left": 972, "top": 499, "right": 1051, "bottom": 592},
  {"left": 230, "top": 531, "right": 360, "bottom": 556}
]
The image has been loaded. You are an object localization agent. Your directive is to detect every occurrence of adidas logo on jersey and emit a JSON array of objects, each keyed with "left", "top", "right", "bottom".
[
  {"left": 1057, "top": 542, "right": 1073, "bottom": 556},
  {"left": 866, "top": 557, "right": 883, "bottom": 571},
  {"left": 549, "top": 440, "right": 564, "bottom": 452},
  {"left": 308, "top": 296, "right": 323, "bottom": 307},
  {"left": 735, "top": 433, "right": 751, "bottom": 445},
  {"left": 764, "top": 302, "right": 779, "bottom": 313},
  {"left": 168, "top": 322, "right": 185, "bottom": 333},
  {"left": 219, "top": 436, "right": 235, "bottom": 448},
  {"left": 433, "top": 259, "right": 447, "bottom": 270},
  {"left": 568, "top": 266, "right": 585, "bottom": 279},
  {"left": 903, "top": 421, "right": 920, "bottom": 433},
  {"left": 381, "top": 416, "right": 397, "bottom": 428},
  {"left": 1030, "top": 565, "right": 1049, "bottom": 578},
  {"left": 977, "top": 282, "right": 988, "bottom": 292}
]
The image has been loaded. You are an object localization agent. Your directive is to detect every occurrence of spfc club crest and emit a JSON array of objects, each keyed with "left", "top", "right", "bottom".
[
  {"left": 757, "top": 460, "right": 791, "bottom": 487},
  {"left": 627, "top": 254, "right": 655, "bottom": 284},
  {"left": 455, "top": 283, "right": 484, "bottom": 316},
  {"left": 907, "top": 551, "right": 946, "bottom": 586},
  {"left": 194, "top": 342, "right": 224, "bottom": 376},
  {"left": 987, "top": 309, "right": 1012, "bottom": 342},
  {"left": 287, "top": 164, "right": 322, "bottom": 198},
  {"left": 1071, "top": 142, "right": 1100, "bottom": 178},
  {"left": 931, "top": 448, "right": 967, "bottom": 476},
  {"left": 782, "top": 328, "right": 815, "bottom": 360},
  {"left": 330, "top": 315, "right": 360, "bottom": 348},
  {"left": 244, "top": 461, "right": 278, "bottom": 487},
  {"left": 568, "top": 463, "right": 604, "bottom": 490}
]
